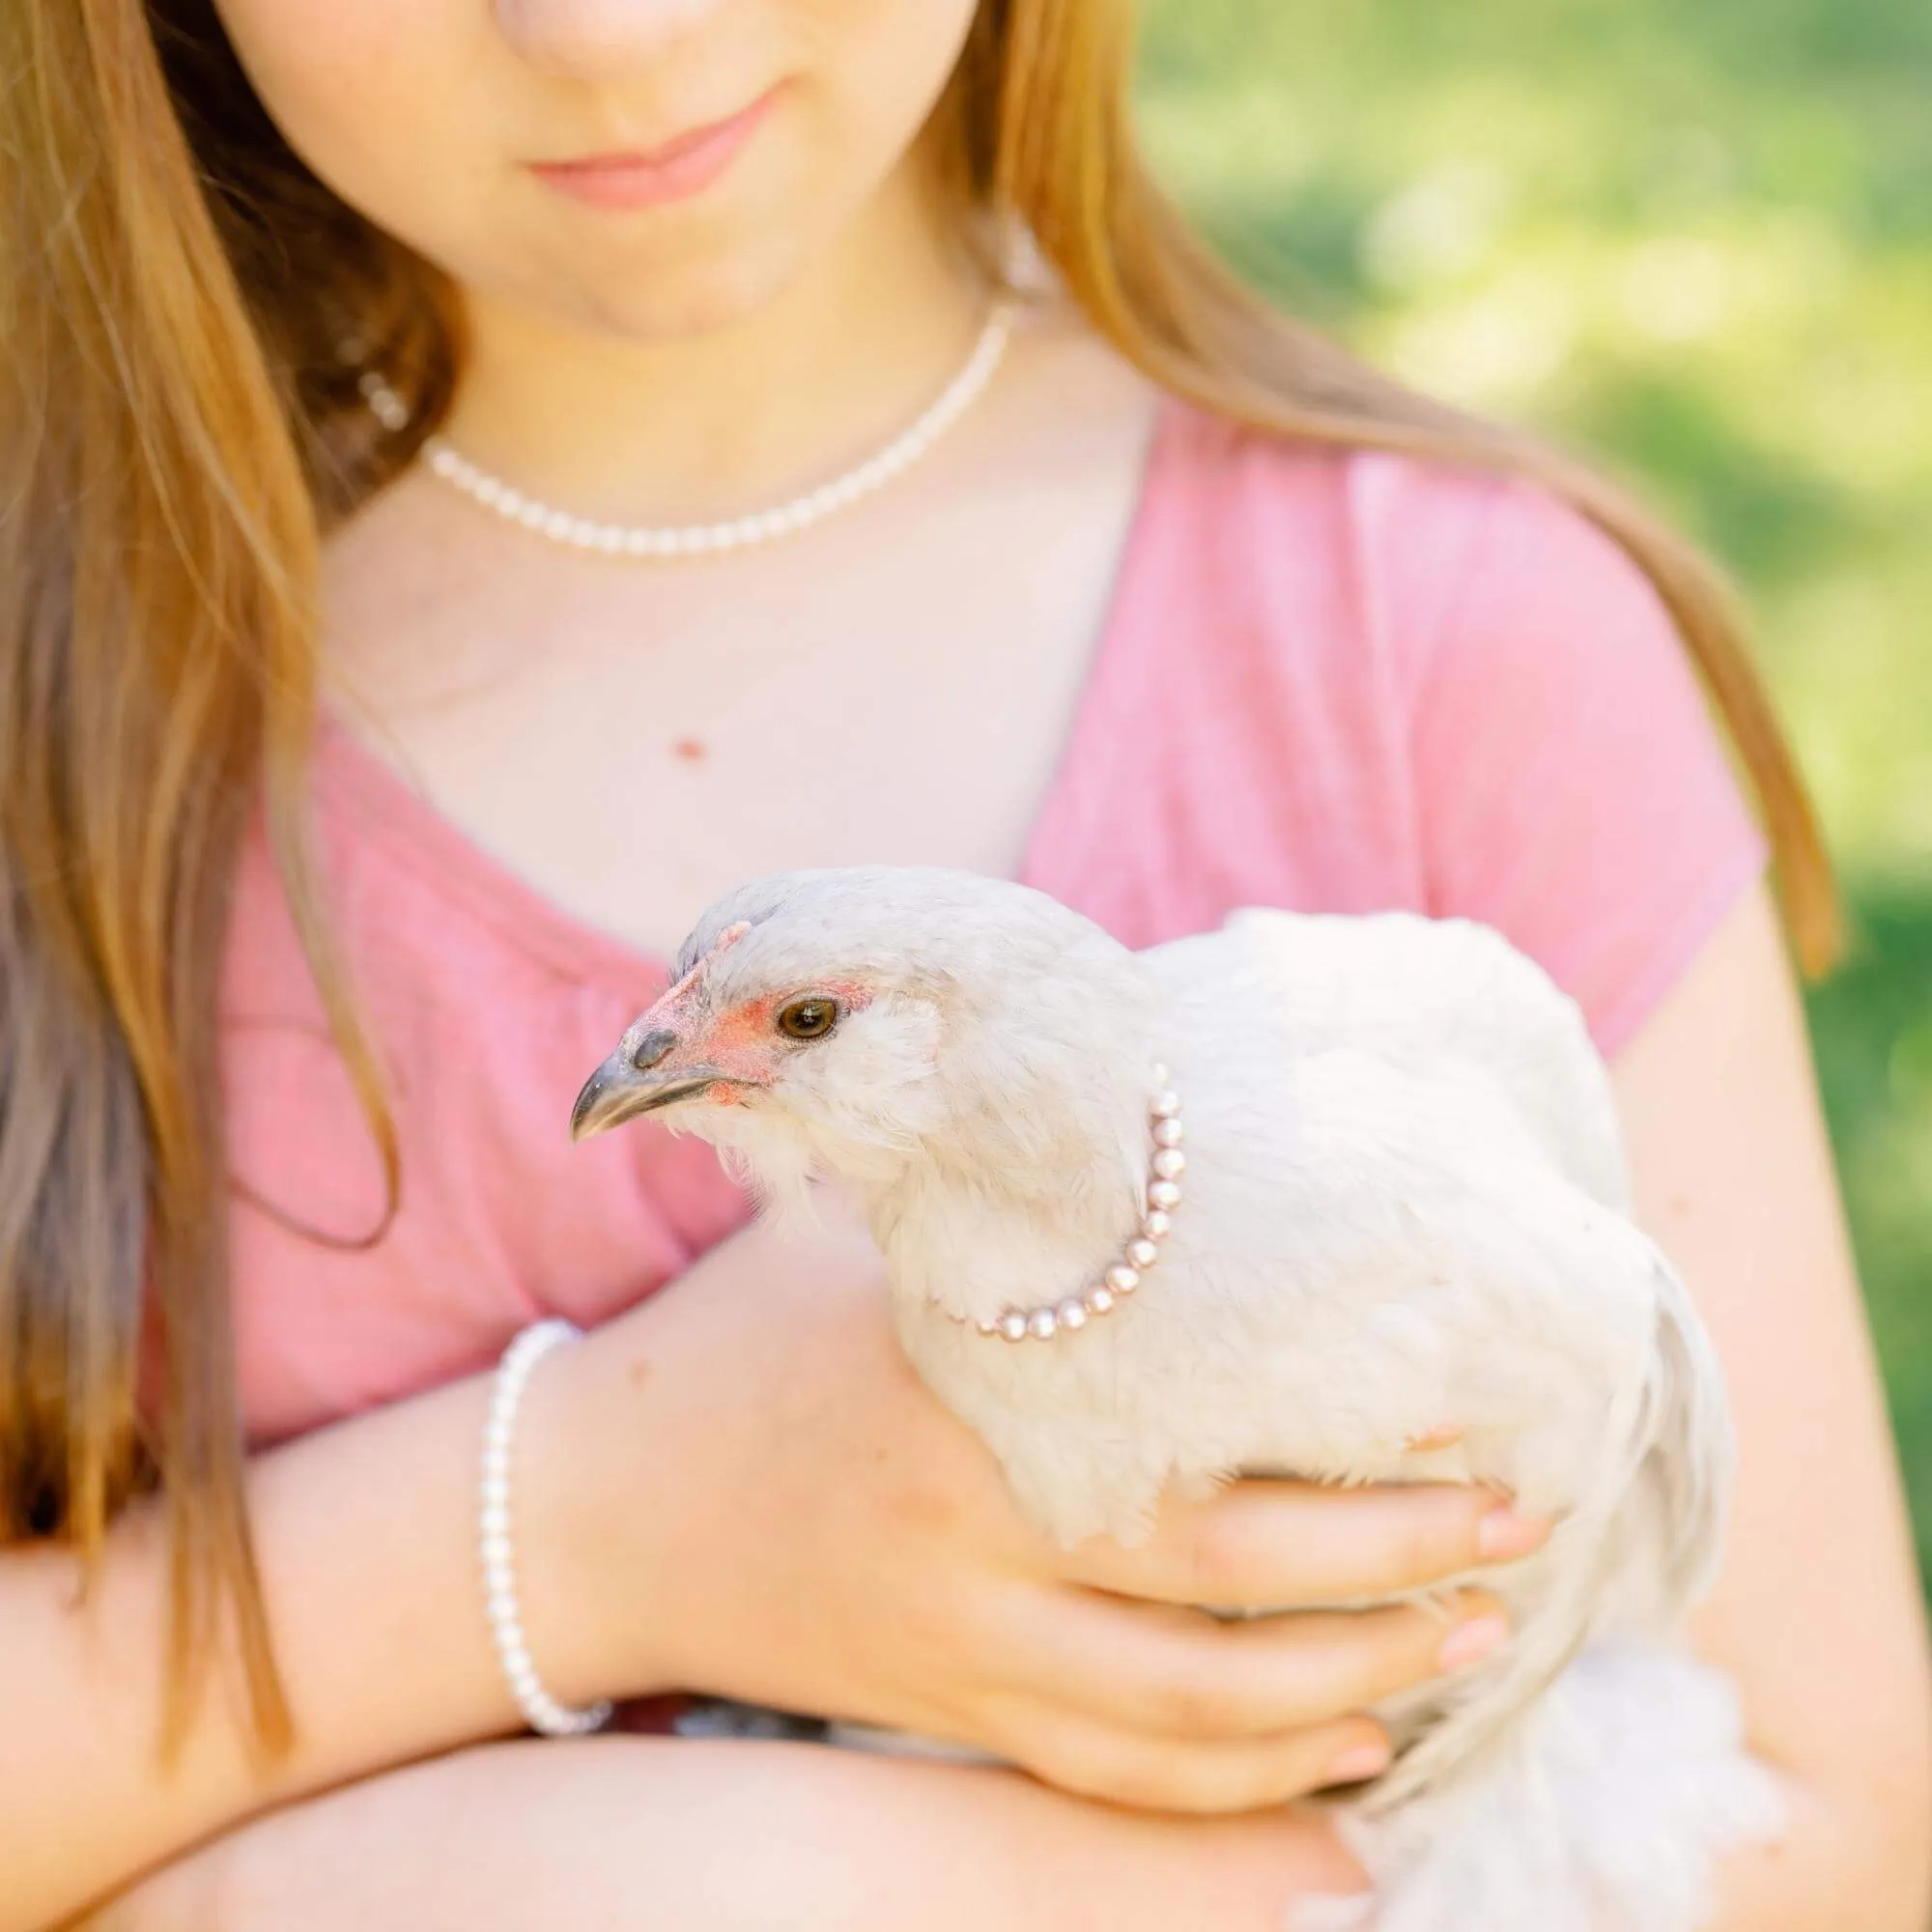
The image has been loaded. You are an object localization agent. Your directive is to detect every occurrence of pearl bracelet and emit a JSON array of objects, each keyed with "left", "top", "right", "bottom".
[{"left": 479, "top": 1319, "right": 613, "bottom": 1737}]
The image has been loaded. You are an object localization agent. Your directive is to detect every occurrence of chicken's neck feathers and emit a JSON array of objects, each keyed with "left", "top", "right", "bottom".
[{"left": 857, "top": 1009, "right": 1169, "bottom": 1330}]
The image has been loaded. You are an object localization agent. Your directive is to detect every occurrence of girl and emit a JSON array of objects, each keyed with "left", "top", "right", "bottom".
[{"left": 3, "top": 2, "right": 1926, "bottom": 1927}]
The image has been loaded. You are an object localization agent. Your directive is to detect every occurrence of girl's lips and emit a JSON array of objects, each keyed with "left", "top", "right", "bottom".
[{"left": 529, "top": 89, "right": 778, "bottom": 211}]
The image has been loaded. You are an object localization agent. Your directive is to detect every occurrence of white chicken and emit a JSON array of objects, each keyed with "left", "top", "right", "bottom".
[{"left": 571, "top": 867, "right": 1784, "bottom": 1932}]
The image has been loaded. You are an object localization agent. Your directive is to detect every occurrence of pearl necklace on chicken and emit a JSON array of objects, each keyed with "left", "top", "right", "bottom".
[
  {"left": 955, "top": 1068, "right": 1184, "bottom": 1343},
  {"left": 354, "top": 302, "right": 1015, "bottom": 559}
]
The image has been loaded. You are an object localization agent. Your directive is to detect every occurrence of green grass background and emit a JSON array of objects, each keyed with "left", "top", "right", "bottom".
[{"left": 1135, "top": 0, "right": 1932, "bottom": 1590}]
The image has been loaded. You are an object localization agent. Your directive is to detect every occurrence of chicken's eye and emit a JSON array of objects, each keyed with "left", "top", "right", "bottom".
[{"left": 776, "top": 997, "right": 839, "bottom": 1041}]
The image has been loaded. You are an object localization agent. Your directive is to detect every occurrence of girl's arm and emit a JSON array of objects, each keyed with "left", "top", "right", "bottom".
[
  {"left": 87, "top": 1737, "right": 1363, "bottom": 1932},
  {"left": 10, "top": 1184, "right": 1529, "bottom": 1931},
  {"left": 1613, "top": 882, "right": 1932, "bottom": 1929},
  {"left": 1, "top": 1367, "right": 558, "bottom": 1932}
]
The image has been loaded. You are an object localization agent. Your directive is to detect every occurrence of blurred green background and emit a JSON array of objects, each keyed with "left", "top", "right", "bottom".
[{"left": 1136, "top": 0, "right": 1931, "bottom": 1589}]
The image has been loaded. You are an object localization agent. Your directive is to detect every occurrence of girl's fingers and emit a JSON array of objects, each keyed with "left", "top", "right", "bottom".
[
  {"left": 1004, "top": 1586, "right": 1508, "bottom": 1743},
  {"left": 1059, "top": 1480, "right": 1550, "bottom": 1608},
  {"left": 991, "top": 1699, "right": 1395, "bottom": 1814}
]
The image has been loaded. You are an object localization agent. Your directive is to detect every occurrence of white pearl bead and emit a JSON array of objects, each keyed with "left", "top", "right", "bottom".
[
  {"left": 1148, "top": 1179, "right": 1181, "bottom": 1212},
  {"left": 1151, "top": 1091, "right": 1181, "bottom": 1119},
  {"left": 998, "top": 1311, "right": 1030, "bottom": 1343},
  {"left": 1084, "top": 1285, "right": 1116, "bottom": 1317},
  {"left": 1027, "top": 1307, "right": 1059, "bottom": 1341},
  {"left": 1142, "top": 1208, "right": 1173, "bottom": 1239},
  {"left": 1126, "top": 1237, "right": 1159, "bottom": 1269},
  {"left": 1104, "top": 1264, "right": 1141, "bottom": 1296},
  {"left": 1152, "top": 1119, "right": 1185, "bottom": 1149},
  {"left": 1054, "top": 1296, "right": 1089, "bottom": 1331},
  {"left": 1151, "top": 1148, "right": 1186, "bottom": 1180}
]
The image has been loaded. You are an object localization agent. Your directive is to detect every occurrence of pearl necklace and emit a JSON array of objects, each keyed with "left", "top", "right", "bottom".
[
  {"left": 355, "top": 303, "right": 1015, "bottom": 559},
  {"left": 955, "top": 1067, "right": 1185, "bottom": 1343}
]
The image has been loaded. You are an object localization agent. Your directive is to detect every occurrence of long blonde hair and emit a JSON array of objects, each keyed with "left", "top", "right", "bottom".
[{"left": 0, "top": 0, "right": 1836, "bottom": 1755}]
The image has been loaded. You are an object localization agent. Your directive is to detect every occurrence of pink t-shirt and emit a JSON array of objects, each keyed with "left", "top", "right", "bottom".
[{"left": 219, "top": 405, "right": 1767, "bottom": 1446}]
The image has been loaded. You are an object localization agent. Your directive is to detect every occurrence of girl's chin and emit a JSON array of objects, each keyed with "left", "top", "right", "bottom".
[{"left": 472, "top": 234, "right": 812, "bottom": 347}]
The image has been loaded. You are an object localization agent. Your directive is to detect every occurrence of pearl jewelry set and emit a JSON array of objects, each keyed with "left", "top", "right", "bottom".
[
  {"left": 956, "top": 1067, "right": 1185, "bottom": 1344},
  {"left": 355, "top": 302, "right": 1015, "bottom": 560},
  {"left": 452, "top": 294, "right": 1107, "bottom": 1735}
]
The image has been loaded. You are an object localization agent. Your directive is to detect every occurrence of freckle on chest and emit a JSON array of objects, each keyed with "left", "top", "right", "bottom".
[{"left": 672, "top": 737, "right": 707, "bottom": 763}]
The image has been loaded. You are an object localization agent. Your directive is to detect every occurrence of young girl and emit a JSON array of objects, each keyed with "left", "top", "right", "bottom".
[{"left": 4, "top": 2, "right": 1926, "bottom": 1927}]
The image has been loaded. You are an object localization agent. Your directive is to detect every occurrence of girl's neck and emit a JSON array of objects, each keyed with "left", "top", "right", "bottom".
[{"left": 439, "top": 160, "right": 993, "bottom": 526}]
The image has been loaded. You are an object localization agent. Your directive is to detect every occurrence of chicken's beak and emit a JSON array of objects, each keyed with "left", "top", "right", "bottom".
[{"left": 570, "top": 1033, "right": 727, "bottom": 1142}]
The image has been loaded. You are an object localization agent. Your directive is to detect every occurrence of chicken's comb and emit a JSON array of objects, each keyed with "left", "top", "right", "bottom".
[{"left": 661, "top": 919, "right": 753, "bottom": 1005}]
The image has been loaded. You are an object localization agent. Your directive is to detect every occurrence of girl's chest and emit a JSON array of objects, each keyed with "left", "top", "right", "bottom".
[{"left": 319, "top": 373, "right": 1161, "bottom": 960}]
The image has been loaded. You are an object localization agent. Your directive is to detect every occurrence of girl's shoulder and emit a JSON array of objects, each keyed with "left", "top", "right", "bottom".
[
  {"left": 1142, "top": 399, "right": 1686, "bottom": 709},
  {"left": 1028, "top": 401, "right": 1768, "bottom": 1057}
]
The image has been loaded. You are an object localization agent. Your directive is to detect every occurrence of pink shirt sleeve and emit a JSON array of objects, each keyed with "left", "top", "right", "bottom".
[{"left": 1395, "top": 471, "right": 1770, "bottom": 1056}]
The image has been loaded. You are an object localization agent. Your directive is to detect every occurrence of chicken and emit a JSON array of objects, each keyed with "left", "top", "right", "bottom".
[{"left": 572, "top": 867, "right": 1784, "bottom": 1931}]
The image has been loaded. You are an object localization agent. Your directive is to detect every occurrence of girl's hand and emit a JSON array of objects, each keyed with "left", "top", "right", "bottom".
[{"left": 523, "top": 1200, "right": 1541, "bottom": 1814}]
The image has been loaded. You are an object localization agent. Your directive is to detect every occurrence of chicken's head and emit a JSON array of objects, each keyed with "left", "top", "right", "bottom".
[{"left": 569, "top": 867, "right": 1161, "bottom": 1207}]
